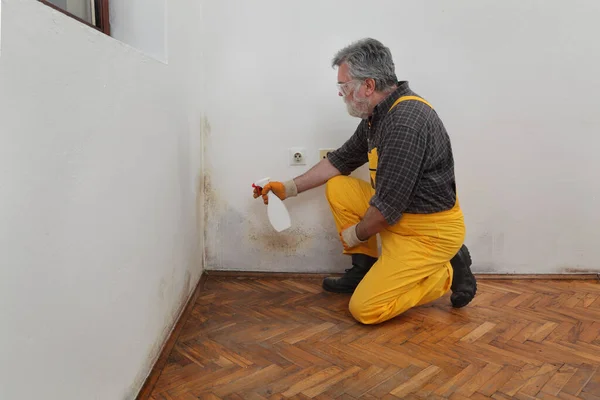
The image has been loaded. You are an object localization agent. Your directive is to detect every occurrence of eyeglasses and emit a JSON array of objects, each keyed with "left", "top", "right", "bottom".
[{"left": 336, "top": 80, "right": 362, "bottom": 96}]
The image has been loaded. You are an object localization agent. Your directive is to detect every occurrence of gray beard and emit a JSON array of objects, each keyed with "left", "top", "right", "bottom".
[{"left": 345, "top": 97, "right": 370, "bottom": 119}]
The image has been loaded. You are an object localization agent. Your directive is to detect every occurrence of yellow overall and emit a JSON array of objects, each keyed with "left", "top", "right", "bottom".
[{"left": 326, "top": 96, "right": 466, "bottom": 325}]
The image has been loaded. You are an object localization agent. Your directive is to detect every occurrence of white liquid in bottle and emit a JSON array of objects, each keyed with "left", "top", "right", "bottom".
[{"left": 253, "top": 177, "right": 291, "bottom": 232}]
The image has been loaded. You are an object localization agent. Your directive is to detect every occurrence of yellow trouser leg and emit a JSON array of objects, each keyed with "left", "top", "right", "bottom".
[
  {"left": 325, "top": 176, "right": 379, "bottom": 259},
  {"left": 348, "top": 202, "right": 466, "bottom": 325}
]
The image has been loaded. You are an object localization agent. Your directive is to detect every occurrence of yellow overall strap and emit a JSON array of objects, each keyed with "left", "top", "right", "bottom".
[{"left": 388, "top": 95, "right": 433, "bottom": 112}]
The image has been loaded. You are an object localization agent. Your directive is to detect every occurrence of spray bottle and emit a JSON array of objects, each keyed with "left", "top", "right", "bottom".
[{"left": 252, "top": 177, "right": 291, "bottom": 232}]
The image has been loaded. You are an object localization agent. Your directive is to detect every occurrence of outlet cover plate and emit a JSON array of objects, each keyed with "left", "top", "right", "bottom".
[
  {"left": 289, "top": 147, "right": 306, "bottom": 165},
  {"left": 319, "top": 148, "right": 336, "bottom": 160}
]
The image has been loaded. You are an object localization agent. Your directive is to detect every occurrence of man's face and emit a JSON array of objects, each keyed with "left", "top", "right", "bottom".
[{"left": 337, "top": 63, "right": 370, "bottom": 119}]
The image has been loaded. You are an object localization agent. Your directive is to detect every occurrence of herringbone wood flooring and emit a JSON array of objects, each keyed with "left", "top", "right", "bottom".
[{"left": 148, "top": 277, "right": 600, "bottom": 399}]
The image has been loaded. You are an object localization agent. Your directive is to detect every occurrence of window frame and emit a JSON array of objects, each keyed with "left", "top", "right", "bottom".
[{"left": 38, "top": 0, "right": 110, "bottom": 35}]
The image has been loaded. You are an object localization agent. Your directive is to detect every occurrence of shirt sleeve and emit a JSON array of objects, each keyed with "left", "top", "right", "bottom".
[
  {"left": 326, "top": 121, "right": 369, "bottom": 175},
  {"left": 369, "top": 122, "right": 427, "bottom": 225}
]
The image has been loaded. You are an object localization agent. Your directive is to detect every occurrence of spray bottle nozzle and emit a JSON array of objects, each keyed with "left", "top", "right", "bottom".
[{"left": 253, "top": 177, "right": 271, "bottom": 189}]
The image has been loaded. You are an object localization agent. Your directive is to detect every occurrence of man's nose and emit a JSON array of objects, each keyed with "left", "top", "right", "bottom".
[{"left": 338, "top": 91, "right": 343, "bottom": 97}]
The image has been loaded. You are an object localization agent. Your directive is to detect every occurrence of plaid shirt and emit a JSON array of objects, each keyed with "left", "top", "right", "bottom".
[{"left": 327, "top": 82, "right": 457, "bottom": 225}]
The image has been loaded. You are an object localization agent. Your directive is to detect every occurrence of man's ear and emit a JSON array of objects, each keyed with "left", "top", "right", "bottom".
[{"left": 365, "top": 78, "right": 376, "bottom": 95}]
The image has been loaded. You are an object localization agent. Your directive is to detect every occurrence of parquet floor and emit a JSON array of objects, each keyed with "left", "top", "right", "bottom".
[{"left": 148, "top": 276, "right": 600, "bottom": 399}]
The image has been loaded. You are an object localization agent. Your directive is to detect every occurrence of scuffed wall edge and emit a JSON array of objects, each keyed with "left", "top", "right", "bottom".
[
  {"left": 133, "top": 273, "right": 208, "bottom": 400},
  {"left": 201, "top": 114, "right": 214, "bottom": 270},
  {"left": 198, "top": 113, "right": 207, "bottom": 276}
]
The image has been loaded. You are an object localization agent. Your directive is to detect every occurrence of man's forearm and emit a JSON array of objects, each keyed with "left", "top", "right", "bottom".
[
  {"left": 356, "top": 206, "right": 389, "bottom": 241},
  {"left": 293, "top": 158, "right": 341, "bottom": 194}
]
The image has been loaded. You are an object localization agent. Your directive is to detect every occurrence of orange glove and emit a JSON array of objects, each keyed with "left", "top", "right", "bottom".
[{"left": 252, "top": 180, "right": 298, "bottom": 205}]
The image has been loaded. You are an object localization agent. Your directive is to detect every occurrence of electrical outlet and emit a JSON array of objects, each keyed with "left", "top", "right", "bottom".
[
  {"left": 319, "top": 148, "right": 336, "bottom": 160},
  {"left": 289, "top": 147, "right": 306, "bottom": 165}
]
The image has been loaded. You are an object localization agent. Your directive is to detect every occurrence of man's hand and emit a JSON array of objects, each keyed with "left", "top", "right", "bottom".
[
  {"left": 340, "top": 224, "right": 367, "bottom": 250},
  {"left": 252, "top": 159, "right": 341, "bottom": 205},
  {"left": 253, "top": 180, "right": 298, "bottom": 205},
  {"left": 339, "top": 207, "right": 389, "bottom": 250}
]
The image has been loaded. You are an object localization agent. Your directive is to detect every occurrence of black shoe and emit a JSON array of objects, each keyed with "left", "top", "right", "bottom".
[
  {"left": 322, "top": 254, "right": 377, "bottom": 293},
  {"left": 450, "top": 245, "right": 477, "bottom": 308}
]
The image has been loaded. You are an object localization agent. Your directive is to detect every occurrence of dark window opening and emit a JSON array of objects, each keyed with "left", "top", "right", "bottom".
[{"left": 38, "top": 0, "right": 110, "bottom": 35}]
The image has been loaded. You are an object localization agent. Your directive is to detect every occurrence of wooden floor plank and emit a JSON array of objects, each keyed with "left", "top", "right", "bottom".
[
  {"left": 455, "top": 362, "right": 503, "bottom": 397},
  {"left": 389, "top": 365, "right": 441, "bottom": 397},
  {"left": 477, "top": 365, "right": 520, "bottom": 396},
  {"left": 340, "top": 365, "right": 401, "bottom": 398},
  {"left": 140, "top": 276, "right": 600, "bottom": 399},
  {"left": 281, "top": 366, "right": 343, "bottom": 397},
  {"left": 540, "top": 364, "right": 578, "bottom": 396}
]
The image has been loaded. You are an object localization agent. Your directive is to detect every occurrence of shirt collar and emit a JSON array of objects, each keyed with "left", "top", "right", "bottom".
[{"left": 370, "top": 81, "right": 411, "bottom": 123}]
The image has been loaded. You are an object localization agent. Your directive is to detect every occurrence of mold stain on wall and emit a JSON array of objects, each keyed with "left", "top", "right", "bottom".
[
  {"left": 203, "top": 170, "right": 223, "bottom": 268},
  {"left": 199, "top": 114, "right": 334, "bottom": 270},
  {"left": 196, "top": 117, "right": 207, "bottom": 273},
  {"left": 201, "top": 115, "right": 222, "bottom": 269},
  {"left": 246, "top": 224, "right": 314, "bottom": 256}
]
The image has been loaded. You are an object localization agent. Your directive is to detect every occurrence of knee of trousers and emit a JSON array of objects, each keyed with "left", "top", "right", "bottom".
[
  {"left": 325, "top": 176, "right": 352, "bottom": 205},
  {"left": 348, "top": 295, "right": 381, "bottom": 325}
]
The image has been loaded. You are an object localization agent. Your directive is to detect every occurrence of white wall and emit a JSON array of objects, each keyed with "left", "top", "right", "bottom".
[
  {"left": 202, "top": 0, "right": 600, "bottom": 275},
  {"left": 0, "top": 0, "right": 204, "bottom": 399},
  {"left": 110, "top": 0, "right": 167, "bottom": 63}
]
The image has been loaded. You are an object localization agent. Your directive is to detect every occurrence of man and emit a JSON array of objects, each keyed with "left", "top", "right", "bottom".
[{"left": 253, "top": 38, "right": 476, "bottom": 325}]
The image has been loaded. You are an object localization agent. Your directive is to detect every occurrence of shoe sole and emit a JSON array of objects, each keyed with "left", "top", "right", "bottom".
[
  {"left": 322, "top": 280, "right": 355, "bottom": 294},
  {"left": 451, "top": 246, "right": 477, "bottom": 308}
]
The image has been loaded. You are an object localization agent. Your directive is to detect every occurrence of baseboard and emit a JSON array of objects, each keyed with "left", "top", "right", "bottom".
[
  {"left": 206, "top": 270, "right": 600, "bottom": 280},
  {"left": 206, "top": 270, "right": 337, "bottom": 279},
  {"left": 135, "top": 273, "right": 208, "bottom": 400},
  {"left": 475, "top": 273, "right": 599, "bottom": 280}
]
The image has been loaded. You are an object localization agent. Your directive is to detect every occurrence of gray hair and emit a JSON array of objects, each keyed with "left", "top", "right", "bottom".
[{"left": 332, "top": 38, "right": 398, "bottom": 92}]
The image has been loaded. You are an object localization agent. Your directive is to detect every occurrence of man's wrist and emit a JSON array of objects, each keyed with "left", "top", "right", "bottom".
[
  {"left": 342, "top": 223, "right": 368, "bottom": 249},
  {"left": 283, "top": 179, "right": 298, "bottom": 198},
  {"left": 355, "top": 223, "right": 368, "bottom": 242}
]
